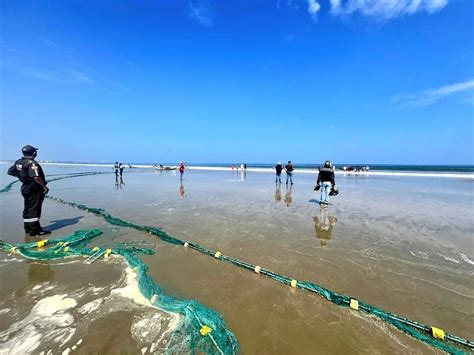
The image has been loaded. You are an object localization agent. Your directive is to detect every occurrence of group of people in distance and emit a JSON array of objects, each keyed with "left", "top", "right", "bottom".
[
  {"left": 274, "top": 161, "right": 294, "bottom": 185},
  {"left": 114, "top": 162, "right": 125, "bottom": 176},
  {"left": 343, "top": 165, "right": 369, "bottom": 172},
  {"left": 274, "top": 160, "right": 338, "bottom": 207}
]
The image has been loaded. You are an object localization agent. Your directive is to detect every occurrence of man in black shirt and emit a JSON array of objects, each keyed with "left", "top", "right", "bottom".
[
  {"left": 274, "top": 162, "right": 283, "bottom": 184},
  {"left": 7, "top": 145, "right": 51, "bottom": 236},
  {"left": 315, "top": 160, "right": 336, "bottom": 206},
  {"left": 285, "top": 161, "right": 294, "bottom": 185}
]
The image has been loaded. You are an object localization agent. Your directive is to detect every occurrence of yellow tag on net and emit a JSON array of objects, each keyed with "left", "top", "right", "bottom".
[
  {"left": 431, "top": 327, "right": 445, "bottom": 340},
  {"left": 350, "top": 299, "right": 359, "bottom": 310},
  {"left": 200, "top": 325, "right": 212, "bottom": 336}
]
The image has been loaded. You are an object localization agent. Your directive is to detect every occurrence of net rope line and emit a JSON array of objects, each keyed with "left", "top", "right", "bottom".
[
  {"left": 0, "top": 231, "right": 237, "bottom": 354},
  {"left": 1, "top": 172, "right": 473, "bottom": 354}
]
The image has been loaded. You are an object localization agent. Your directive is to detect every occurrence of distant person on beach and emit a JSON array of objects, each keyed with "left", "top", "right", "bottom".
[
  {"left": 119, "top": 163, "right": 124, "bottom": 176},
  {"left": 274, "top": 162, "right": 283, "bottom": 184},
  {"left": 243, "top": 163, "right": 247, "bottom": 170},
  {"left": 179, "top": 161, "right": 185, "bottom": 179},
  {"left": 114, "top": 162, "right": 119, "bottom": 176},
  {"left": 7, "top": 145, "right": 51, "bottom": 237},
  {"left": 315, "top": 160, "right": 336, "bottom": 206},
  {"left": 285, "top": 161, "right": 294, "bottom": 185}
]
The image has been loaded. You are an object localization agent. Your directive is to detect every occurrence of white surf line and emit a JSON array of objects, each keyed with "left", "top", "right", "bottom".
[
  {"left": 1, "top": 161, "right": 472, "bottom": 179},
  {"left": 189, "top": 166, "right": 474, "bottom": 178}
]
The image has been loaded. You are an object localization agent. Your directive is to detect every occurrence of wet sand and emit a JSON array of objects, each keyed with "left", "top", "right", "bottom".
[{"left": 0, "top": 167, "right": 473, "bottom": 354}]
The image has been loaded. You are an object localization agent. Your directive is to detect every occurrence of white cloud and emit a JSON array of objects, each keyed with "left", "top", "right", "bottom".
[
  {"left": 329, "top": 0, "right": 449, "bottom": 19},
  {"left": 188, "top": 0, "right": 213, "bottom": 26},
  {"left": 392, "top": 79, "right": 474, "bottom": 106},
  {"left": 308, "top": 0, "right": 321, "bottom": 18}
]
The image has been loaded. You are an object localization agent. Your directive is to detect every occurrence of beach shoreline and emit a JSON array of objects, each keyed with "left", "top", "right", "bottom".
[{"left": 1, "top": 161, "right": 473, "bottom": 179}]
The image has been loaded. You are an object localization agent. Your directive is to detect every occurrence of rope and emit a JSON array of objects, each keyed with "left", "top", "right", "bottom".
[
  {"left": 0, "top": 230, "right": 238, "bottom": 354},
  {"left": 1, "top": 171, "right": 472, "bottom": 354}
]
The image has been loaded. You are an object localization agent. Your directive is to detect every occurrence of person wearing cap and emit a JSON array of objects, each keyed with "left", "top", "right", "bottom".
[
  {"left": 314, "top": 160, "right": 336, "bottom": 206},
  {"left": 274, "top": 162, "right": 283, "bottom": 184},
  {"left": 7, "top": 145, "right": 51, "bottom": 236}
]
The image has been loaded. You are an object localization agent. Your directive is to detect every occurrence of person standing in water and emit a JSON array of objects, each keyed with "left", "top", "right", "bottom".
[
  {"left": 119, "top": 163, "right": 124, "bottom": 177},
  {"left": 315, "top": 160, "right": 336, "bottom": 206},
  {"left": 114, "top": 162, "right": 119, "bottom": 177},
  {"left": 179, "top": 161, "right": 185, "bottom": 179},
  {"left": 7, "top": 145, "right": 51, "bottom": 236},
  {"left": 274, "top": 162, "right": 283, "bottom": 184},
  {"left": 285, "top": 161, "right": 294, "bottom": 185}
]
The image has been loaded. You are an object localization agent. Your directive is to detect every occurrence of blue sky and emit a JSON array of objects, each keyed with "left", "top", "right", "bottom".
[{"left": 0, "top": 0, "right": 473, "bottom": 164}]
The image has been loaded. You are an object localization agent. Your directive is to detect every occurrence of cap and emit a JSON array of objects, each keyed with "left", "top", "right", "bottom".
[{"left": 22, "top": 145, "right": 38, "bottom": 155}]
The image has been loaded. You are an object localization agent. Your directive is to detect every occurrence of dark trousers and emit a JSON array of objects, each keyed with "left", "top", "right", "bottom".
[{"left": 22, "top": 190, "right": 45, "bottom": 234}]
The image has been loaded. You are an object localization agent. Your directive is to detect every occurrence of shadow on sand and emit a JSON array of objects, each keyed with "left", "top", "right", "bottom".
[{"left": 44, "top": 216, "right": 84, "bottom": 231}]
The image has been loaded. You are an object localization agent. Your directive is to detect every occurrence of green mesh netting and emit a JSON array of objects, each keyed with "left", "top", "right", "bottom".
[
  {"left": 1, "top": 171, "right": 473, "bottom": 354},
  {"left": 0, "top": 230, "right": 239, "bottom": 354}
]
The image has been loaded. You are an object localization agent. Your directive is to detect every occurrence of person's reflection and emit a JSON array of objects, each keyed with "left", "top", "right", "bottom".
[
  {"left": 274, "top": 184, "right": 281, "bottom": 203},
  {"left": 15, "top": 235, "right": 55, "bottom": 298},
  {"left": 240, "top": 169, "right": 246, "bottom": 181},
  {"left": 179, "top": 181, "right": 186, "bottom": 199},
  {"left": 284, "top": 184, "right": 293, "bottom": 207},
  {"left": 313, "top": 208, "right": 337, "bottom": 247},
  {"left": 115, "top": 175, "right": 125, "bottom": 189}
]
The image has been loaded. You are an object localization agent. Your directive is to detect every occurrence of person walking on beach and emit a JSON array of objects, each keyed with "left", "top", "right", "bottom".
[
  {"left": 119, "top": 163, "right": 124, "bottom": 177},
  {"left": 179, "top": 161, "right": 185, "bottom": 179},
  {"left": 315, "top": 160, "right": 336, "bottom": 206},
  {"left": 285, "top": 161, "right": 294, "bottom": 185},
  {"left": 114, "top": 162, "right": 119, "bottom": 177},
  {"left": 274, "top": 162, "right": 283, "bottom": 184},
  {"left": 7, "top": 145, "right": 51, "bottom": 237}
]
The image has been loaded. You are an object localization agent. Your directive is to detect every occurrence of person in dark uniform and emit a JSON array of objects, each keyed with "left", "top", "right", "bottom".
[
  {"left": 119, "top": 163, "right": 124, "bottom": 177},
  {"left": 7, "top": 145, "right": 51, "bottom": 236},
  {"left": 314, "top": 160, "right": 336, "bottom": 206},
  {"left": 114, "top": 162, "right": 119, "bottom": 177}
]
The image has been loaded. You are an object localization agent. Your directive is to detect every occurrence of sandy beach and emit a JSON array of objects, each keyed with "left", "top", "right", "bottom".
[{"left": 0, "top": 165, "right": 472, "bottom": 354}]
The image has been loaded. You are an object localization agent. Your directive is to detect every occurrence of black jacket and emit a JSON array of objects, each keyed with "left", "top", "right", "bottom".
[
  {"left": 317, "top": 167, "right": 335, "bottom": 185},
  {"left": 8, "top": 158, "right": 47, "bottom": 193}
]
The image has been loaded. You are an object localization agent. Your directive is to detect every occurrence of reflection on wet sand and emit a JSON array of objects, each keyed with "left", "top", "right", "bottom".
[
  {"left": 284, "top": 184, "right": 292, "bottom": 207},
  {"left": 179, "top": 181, "right": 186, "bottom": 199},
  {"left": 14, "top": 235, "right": 55, "bottom": 298},
  {"left": 274, "top": 184, "right": 281, "bottom": 203},
  {"left": 115, "top": 176, "right": 125, "bottom": 190},
  {"left": 313, "top": 208, "right": 337, "bottom": 247}
]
